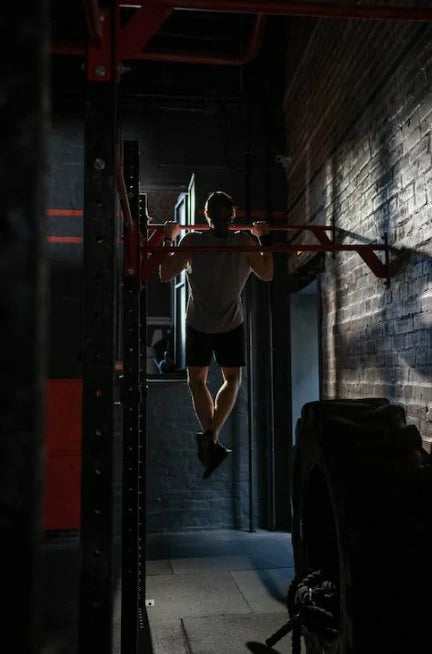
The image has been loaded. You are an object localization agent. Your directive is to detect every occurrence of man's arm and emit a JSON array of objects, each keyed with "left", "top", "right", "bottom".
[
  {"left": 159, "top": 226, "right": 192, "bottom": 283},
  {"left": 246, "top": 222, "right": 274, "bottom": 281}
]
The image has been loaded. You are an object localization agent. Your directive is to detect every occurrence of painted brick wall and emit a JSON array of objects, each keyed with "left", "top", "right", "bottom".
[
  {"left": 284, "top": 18, "right": 432, "bottom": 447},
  {"left": 146, "top": 365, "right": 251, "bottom": 533}
]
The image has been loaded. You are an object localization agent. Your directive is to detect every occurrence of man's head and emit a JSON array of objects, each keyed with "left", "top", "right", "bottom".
[{"left": 204, "top": 191, "right": 235, "bottom": 235}]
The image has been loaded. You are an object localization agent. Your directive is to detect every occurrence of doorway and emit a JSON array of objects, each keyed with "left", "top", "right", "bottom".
[{"left": 290, "top": 279, "right": 321, "bottom": 441}]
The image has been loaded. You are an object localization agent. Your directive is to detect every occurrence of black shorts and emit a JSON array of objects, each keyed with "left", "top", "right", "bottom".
[{"left": 186, "top": 323, "right": 246, "bottom": 368}]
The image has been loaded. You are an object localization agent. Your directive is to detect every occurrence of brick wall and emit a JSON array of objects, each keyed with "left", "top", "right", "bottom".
[
  {"left": 146, "top": 365, "right": 251, "bottom": 532},
  {"left": 125, "top": 102, "right": 287, "bottom": 532},
  {"left": 284, "top": 18, "right": 432, "bottom": 447}
]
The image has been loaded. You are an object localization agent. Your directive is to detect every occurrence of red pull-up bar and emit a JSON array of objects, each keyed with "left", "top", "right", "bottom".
[
  {"left": 155, "top": 224, "right": 333, "bottom": 231},
  {"left": 138, "top": 223, "right": 390, "bottom": 285},
  {"left": 115, "top": 170, "right": 390, "bottom": 284}
]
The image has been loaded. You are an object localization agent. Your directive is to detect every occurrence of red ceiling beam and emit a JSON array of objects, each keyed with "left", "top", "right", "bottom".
[
  {"left": 157, "top": 0, "right": 432, "bottom": 22},
  {"left": 130, "top": 49, "right": 252, "bottom": 65},
  {"left": 53, "top": 2, "right": 432, "bottom": 68}
]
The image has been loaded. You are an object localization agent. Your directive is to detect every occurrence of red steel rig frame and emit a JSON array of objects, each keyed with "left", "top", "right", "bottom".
[
  {"left": 67, "top": 1, "right": 432, "bottom": 68},
  {"left": 81, "top": 0, "right": 432, "bottom": 291},
  {"left": 77, "top": 2, "right": 431, "bottom": 653}
]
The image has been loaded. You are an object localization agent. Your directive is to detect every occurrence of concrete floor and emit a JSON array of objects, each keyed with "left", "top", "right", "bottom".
[
  {"left": 41, "top": 529, "right": 301, "bottom": 653},
  {"left": 146, "top": 529, "right": 301, "bottom": 654}
]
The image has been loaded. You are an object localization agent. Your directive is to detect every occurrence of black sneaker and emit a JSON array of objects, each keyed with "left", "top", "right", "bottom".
[
  {"left": 196, "top": 430, "right": 212, "bottom": 467},
  {"left": 202, "top": 441, "right": 232, "bottom": 479}
]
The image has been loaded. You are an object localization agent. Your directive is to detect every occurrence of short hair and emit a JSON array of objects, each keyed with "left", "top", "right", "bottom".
[{"left": 204, "top": 192, "right": 235, "bottom": 231}]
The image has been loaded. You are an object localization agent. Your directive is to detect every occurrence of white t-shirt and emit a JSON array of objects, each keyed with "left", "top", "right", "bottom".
[{"left": 183, "top": 230, "right": 251, "bottom": 334}]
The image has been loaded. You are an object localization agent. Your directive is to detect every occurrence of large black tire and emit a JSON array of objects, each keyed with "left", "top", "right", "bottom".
[{"left": 291, "top": 399, "right": 432, "bottom": 654}]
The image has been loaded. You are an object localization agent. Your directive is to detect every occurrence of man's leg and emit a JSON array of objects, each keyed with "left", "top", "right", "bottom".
[
  {"left": 187, "top": 366, "right": 213, "bottom": 431},
  {"left": 211, "top": 366, "right": 242, "bottom": 441},
  {"left": 200, "top": 367, "right": 241, "bottom": 480}
]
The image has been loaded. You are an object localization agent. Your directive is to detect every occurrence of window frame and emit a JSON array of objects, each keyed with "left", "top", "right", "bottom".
[{"left": 172, "top": 174, "right": 195, "bottom": 372}]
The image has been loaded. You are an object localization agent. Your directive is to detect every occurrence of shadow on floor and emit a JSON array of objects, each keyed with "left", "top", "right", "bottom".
[
  {"left": 146, "top": 529, "right": 298, "bottom": 654},
  {"left": 40, "top": 528, "right": 297, "bottom": 653}
]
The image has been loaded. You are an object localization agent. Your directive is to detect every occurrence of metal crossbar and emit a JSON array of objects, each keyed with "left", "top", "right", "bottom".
[
  {"left": 153, "top": 224, "right": 333, "bottom": 231},
  {"left": 147, "top": 243, "right": 387, "bottom": 253},
  {"left": 139, "top": 224, "right": 390, "bottom": 284}
]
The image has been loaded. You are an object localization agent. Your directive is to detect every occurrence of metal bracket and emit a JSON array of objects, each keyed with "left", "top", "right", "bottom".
[
  {"left": 85, "top": 2, "right": 114, "bottom": 82},
  {"left": 118, "top": 1, "right": 173, "bottom": 59},
  {"left": 141, "top": 226, "right": 168, "bottom": 282},
  {"left": 309, "top": 225, "right": 390, "bottom": 285}
]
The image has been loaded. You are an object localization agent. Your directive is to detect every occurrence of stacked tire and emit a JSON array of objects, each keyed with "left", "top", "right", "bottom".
[{"left": 291, "top": 399, "right": 432, "bottom": 654}]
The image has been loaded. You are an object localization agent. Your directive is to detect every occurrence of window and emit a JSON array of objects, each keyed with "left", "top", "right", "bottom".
[
  {"left": 172, "top": 193, "right": 187, "bottom": 370},
  {"left": 144, "top": 188, "right": 181, "bottom": 377},
  {"left": 172, "top": 174, "right": 195, "bottom": 372}
]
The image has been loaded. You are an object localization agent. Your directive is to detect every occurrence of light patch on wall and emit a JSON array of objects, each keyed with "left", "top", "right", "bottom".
[
  {"left": 420, "top": 288, "right": 432, "bottom": 326},
  {"left": 304, "top": 140, "right": 311, "bottom": 223}
]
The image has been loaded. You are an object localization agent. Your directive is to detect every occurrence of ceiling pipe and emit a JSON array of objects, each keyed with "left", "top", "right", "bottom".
[
  {"left": 52, "top": 14, "right": 267, "bottom": 65},
  {"left": 155, "top": 0, "right": 432, "bottom": 22}
]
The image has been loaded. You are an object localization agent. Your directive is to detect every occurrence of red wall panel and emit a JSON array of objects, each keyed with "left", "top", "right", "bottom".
[{"left": 44, "top": 379, "right": 82, "bottom": 529}]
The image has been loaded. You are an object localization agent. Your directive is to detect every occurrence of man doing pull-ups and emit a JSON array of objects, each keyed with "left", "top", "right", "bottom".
[{"left": 159, "top": 191, "right": 273, "bottom": 479}]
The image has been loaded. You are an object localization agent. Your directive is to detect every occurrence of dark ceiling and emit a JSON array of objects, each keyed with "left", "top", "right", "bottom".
[{"left": 50, "top": 1, "right": 288, "bottom": 108}]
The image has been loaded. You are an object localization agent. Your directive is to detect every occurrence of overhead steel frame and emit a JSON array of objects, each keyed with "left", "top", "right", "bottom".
[
  {"left": 77, "top": 2, "right": 429, "bottom": 652},
  {"left": 52, "top": 13, "right": 268, "bottom": 66},
  {"left": 54, "top": 1, "right": 432, "bottom": 68},
  {"left": 55, "top": 1, "right": 432, "bottom": 59}
]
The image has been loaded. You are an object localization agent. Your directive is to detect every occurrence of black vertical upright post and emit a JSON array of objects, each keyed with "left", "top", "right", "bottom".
[
  {"left": 271, "top": 258, "right": 293, "bottom": 531},
  {"left": 138, "top": 192, "right": 149, "bottom": 642},
  {"left": 0, "top": 2, "right": 48, "bottom": 651},
  {"left": 244, "top": 149, "right": 256, "bottom": 532},
  {"left": 121, "top": 141, "right": 141, "bottom": 653},
  {"left": 266, "top": 285, "right": 276, "bottom": 531},
  {"left": 263, "top": 102, "right": 276, "bottom": 531},
  {"left": 80, "top": 9, "right": 117, "bottom": 653}
]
